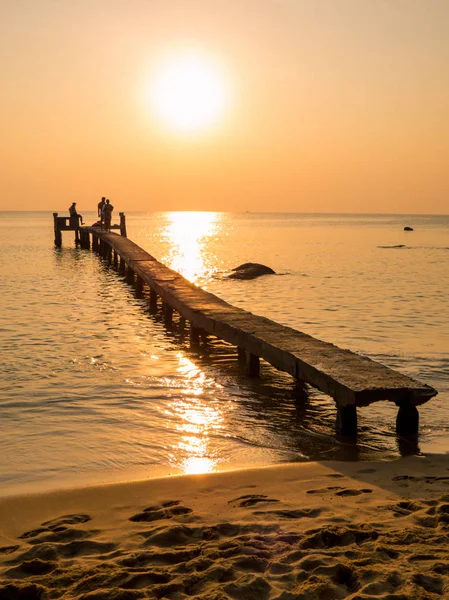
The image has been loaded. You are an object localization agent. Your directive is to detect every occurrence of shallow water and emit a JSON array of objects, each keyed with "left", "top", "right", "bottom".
[{"left": 0, "top": 211, "right": 448, "bottom": 496}]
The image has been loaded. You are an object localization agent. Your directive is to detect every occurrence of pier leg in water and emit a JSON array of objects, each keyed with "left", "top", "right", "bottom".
[
  {"left": 149, "top": 289, "right": 158, "bottom": 313},
  {"left": 336, "top": 405, "right": 358, "bottom": 437},
  {"left": 126, "top": 268, "right": 135, "bottom": 285},
  {"left": 81, "top": 230, "right": 90, "bottom": 249},
  {"left": 113, "top": 250, "right": 118, "bottom": 269},
  {"left": 119, "top": 256, "right": 125, "bottom": 273},
  {"left": 190, "top": 325, "right": 200, "bottom": 346},
  {"left": 293, "top": 379, "right": 309, "bottom": 403},
  {"left": 396, "top": 397, "right": 419, "bottom": 436},
  {"left": 135, "top": 276, "right": 144, "bottom": 297},
  {"left": 53, "top": 213, "right": 62, "bottom": 248},
  {"left": 164, "top": 304, "right": 173, "bottom": 326},
  {"left": 237, "top": 346, "right": 246, "bottom": 365},
  {"left": 247, "top": 353, "right": 260, "bottom": 377},
  {"left": 201, "top": 331, "right": 209, "bottom": 349},
  {"left": 179, "top": 317, "right": 186, "bottom": 333}
]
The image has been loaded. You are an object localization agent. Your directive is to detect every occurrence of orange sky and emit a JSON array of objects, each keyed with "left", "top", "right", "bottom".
[{"left": 1, "top": 0, "right": 448, "bottom": 213}]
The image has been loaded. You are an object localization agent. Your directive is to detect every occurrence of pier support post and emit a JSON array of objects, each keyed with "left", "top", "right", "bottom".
[
  {"left": 164, "top": 304, "right": 173, "bottom": 325},
  {"left": 237, "top": 347, "right": 246, "bottom": 364},
  {"left": 179, "top": 317, "right": 186, "bottom": 333},
  {"left": 113, "top": 250, "right": 118, "bottom": 269},
  {"left": 135, "top": 276, "right": 144, "bottom": 297},
  {"left": 92, "top": 235, "right": 98, "bottom": 252},
  {"left": 81, "top": 230, "right": 90, "bottom": 249},
  {"left": 149, "top": 289, "right": 158, "bottom": 312},
  {"left": 120, "top": 212, "right": 127, "bottom": 237},
  {"left": 247, "top": 353, "right": 260, "bottom": 377},
  {"left": 126, "top": 268, "right": 135, "bottom": 285},
  {"left": 293, "top": 379, "right": 309, "bottom": 403},
  {"left": 74, "top": 227, "right": 80, "bottom": 245},
  {"left": 119, "top": 256, "right": 125, "bottom": 273},
  {"left": 396, "top": 397, "right": 419, "bottom": 436},
  {"left": 336, "top": 405, "right": 358, "bottom": 437},
  {"left": 53, "top": 213, "right": 62, "bottom": 247},
  {"left": 107, "top": 245, "right": 112, "bottom": 265},
  {"left": 190, "top": 326, "right": 200, "bottom": 346}
]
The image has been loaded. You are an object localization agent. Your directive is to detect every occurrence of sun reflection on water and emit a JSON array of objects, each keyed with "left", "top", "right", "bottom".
[
  {"left": 161, "top": 211, "right": 223, "bottom": 284},
  {"left": 169, "top": 354, "right": 226, "bottom": 475}
]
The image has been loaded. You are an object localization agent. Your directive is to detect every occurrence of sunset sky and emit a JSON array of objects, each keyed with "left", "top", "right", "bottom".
[{"left": 1, "top": 0, "right": 448, "bottom": 213}]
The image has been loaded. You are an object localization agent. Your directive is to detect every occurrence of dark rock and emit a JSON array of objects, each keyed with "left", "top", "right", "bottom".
[
  {"left": 227, "top": 263, "right": 275, "bottom": 280},
  {"left": 404, "top": 226, "right": 414, "bottom": 231}
]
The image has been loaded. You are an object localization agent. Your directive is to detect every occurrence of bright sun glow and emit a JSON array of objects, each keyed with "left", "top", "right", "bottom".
[{"left": 149, "top": 50, "right": 230, "bottom": 134}]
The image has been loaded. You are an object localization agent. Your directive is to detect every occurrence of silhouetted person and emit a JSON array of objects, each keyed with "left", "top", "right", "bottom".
[
  {"left": 103, "top": 199, "right": 114, "bottom": 231},
  {"left": 98, "top": 197, "right": 106, "bottom": 228},
  {"left": 69, "top": 202, "right": 84, "bottom": 227}
]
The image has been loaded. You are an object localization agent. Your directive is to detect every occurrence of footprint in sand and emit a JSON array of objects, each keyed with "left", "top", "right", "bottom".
[
  {"left": 228, "top": 494, "right": 280, "bottom": 508},
  {"left": 5, "top": 535, "right": 115, "bottom": 570},
  {"left": 129, "top": 500, "right": 192, "bottom": 523},
  {"left": 413, "top": 572, "right": 445, "bottom": 595},
  {"left": 0, "top": 546, "right": 19, "bottom": 555},
  {"left": 307, "top": 487, "right": 372, "bottom": 497},
  {"left": 254, "top": 508, "right": 322, "bottom": 519},
  {"left": 18, "top": 514, "right": 93, "bottom": 544},
  {"left": 393, "top": 475, "right": 449, "bottom": 484},
  {"left": 307, "top": 486, "right": 344, "bottom": 495},
  {"left": 385, "top": 500, "right": 423, "bottom": 517},
  {"left": 335, "top": 488, "right": 373, "bottom": 497}
]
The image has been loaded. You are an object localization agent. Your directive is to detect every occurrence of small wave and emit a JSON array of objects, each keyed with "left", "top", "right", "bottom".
[
  {"left": 270, "top": 272, "right": 308, "bottom": 277},
  {"left": 379, "top": 245, "right": 449, "bottom": 251}
]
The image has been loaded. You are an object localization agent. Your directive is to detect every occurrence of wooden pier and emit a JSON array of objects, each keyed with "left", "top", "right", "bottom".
[
  {"left": 60, "top": 214, "right": 438, "bottom": 438},
  {"left": 53, "top": 212, "right": 126, "bottom": 247}
]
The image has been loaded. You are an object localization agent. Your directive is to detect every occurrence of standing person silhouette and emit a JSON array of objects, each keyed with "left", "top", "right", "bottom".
[
  {"left": 103, "top": 199, "right": 114, "bottom": 232},
  {"left": 97, "top": 197, "right": 106, "bottom": 228}
]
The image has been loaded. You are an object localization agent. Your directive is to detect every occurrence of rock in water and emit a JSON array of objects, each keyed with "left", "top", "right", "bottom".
[
  {"left": 404, "top": 226, "right": 414, "bottom": 231},
  {"left": 228, "top": 263, "right": 276, "bottom": 280}
]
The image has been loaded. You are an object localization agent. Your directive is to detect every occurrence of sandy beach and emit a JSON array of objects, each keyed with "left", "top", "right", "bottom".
[{"left": 1, "top": 456, "right": 449, "bottom": 599}]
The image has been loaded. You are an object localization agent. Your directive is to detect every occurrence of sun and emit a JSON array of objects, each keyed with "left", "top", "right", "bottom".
[{"left": 149, "top": 50, "right": 231, "bottom": 134}]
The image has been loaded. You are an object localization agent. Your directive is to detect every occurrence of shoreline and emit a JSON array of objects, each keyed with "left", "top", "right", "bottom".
[{"left": 2, "top": 455, "right": 449, "bottom": 598}]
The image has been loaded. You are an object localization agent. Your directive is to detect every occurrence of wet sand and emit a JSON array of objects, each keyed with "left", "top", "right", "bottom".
[{"left": 1, "top": 455, "right": 449, "bottom": 599}]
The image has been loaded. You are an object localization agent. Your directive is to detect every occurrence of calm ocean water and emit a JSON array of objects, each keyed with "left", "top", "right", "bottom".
[{"left": 0, "top": 211, "right": 448, "bottom": 496}]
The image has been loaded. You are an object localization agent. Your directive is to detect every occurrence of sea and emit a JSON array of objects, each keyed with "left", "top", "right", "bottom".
[{"left": 1, "top": 211, "right": 448, "bottom": 497}]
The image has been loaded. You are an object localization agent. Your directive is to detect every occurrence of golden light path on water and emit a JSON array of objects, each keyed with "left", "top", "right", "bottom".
[
  {"left": 166, "top": 355, "right": 225, "bottom": 475},
  {"left": 161, "top": 211, "right": 223, "bottom": 284},
  {"left": 159, "top": 213, "right": 227, "bottom": 475}
]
